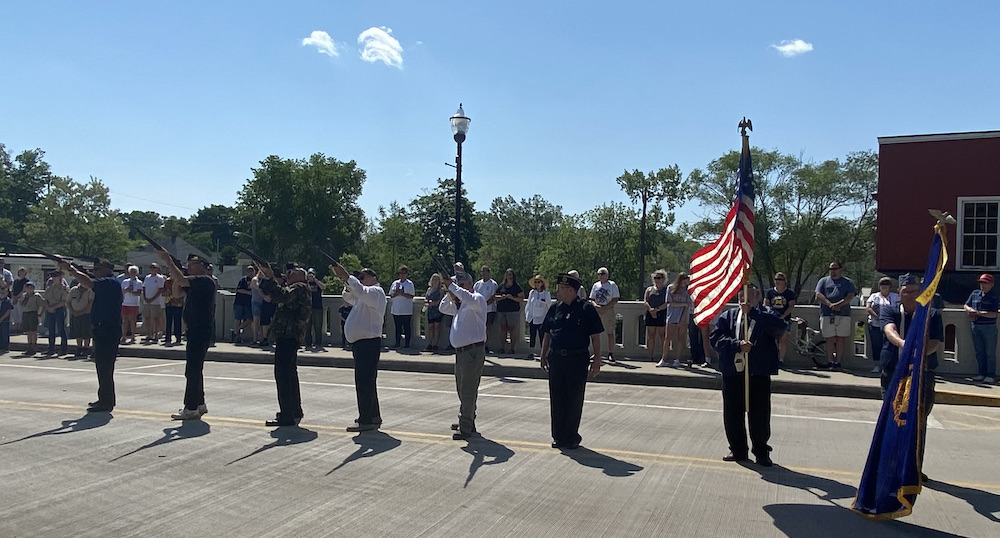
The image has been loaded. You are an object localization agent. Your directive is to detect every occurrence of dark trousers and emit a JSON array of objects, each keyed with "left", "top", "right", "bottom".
[
  {"left": 46, "top": 307, "right": 67, "bottom": 353},
  {"left": 165, "top": 306, "right": 183, "bottom": 341},
  {"left": 306, "top": 309, "right": 324, "bottom": 347},
  {"left": 92, "top": 323, "right": 120, "bottom": 406},
  {"left": 529, "top": 323, "right": 542, "bottom": 348},
  {"left": 352, "top": 337, "right": 382, "bottom": 424},
  {"left": 183, "top": 326, "right": 211, "bottom": 410},
  {"left": 867, "top": 323, "right": 885, "bottom": 361},
  {"left": 689, "top": 318, "right": 705, "bottom": 364},
  {"left": 274, "top": 338, "right": 304, "bottom": 419},
  {"left": 721, "top": 374, "right": 772, "bottom": 458},
  {"left": 547, "top": 351, "right": 590, "bottom": 446},
  {"left": 0, "top": 320, "right": 9, "bottom": 350},
  {"left": 393, "top": 314, "right": 412, "bottom": 347}
]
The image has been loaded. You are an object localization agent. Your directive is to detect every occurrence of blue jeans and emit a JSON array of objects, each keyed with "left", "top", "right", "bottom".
[
  {"left": 867, "top": 323, "right": 886, "bottom": 362},
  {"left": 46, "top": 307, "right": 67, "bottom": 353},
  {"left": 971, "top": 323, "right": 998, "bottom": 377}
]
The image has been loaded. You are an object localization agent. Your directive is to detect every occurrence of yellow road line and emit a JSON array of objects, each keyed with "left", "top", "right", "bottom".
[{"left": 3, "top": 398, "right": 999, "bottom": 492}]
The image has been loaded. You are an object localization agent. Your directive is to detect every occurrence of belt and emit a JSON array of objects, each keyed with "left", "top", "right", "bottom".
[
  {"left": 550, "top": 348, "right": 589, "bottom": 357},
  {"left": 455, "top": 341, "right": 485, "bottom": 354}
]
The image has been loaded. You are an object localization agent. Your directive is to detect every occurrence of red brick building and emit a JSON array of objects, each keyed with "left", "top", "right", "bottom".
[{"left": 877, "top": 130, "right": 1000, "bottom": 303}]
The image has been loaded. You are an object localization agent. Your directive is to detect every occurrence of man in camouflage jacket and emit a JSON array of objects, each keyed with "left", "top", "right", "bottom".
[{"left": 259, "top": 263, "right": 312, "bottom": 427}]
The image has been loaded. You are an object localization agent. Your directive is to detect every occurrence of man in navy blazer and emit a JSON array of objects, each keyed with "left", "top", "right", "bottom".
[{"left": 710, "top": 283, "right": 787, "bottom": 467}]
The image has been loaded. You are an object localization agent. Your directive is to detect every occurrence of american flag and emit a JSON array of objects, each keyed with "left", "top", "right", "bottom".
[{"left": 689, "top": 134, "right": 755, "bottom": 327}]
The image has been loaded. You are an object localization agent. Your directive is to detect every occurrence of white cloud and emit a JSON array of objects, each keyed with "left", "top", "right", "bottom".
[
  {"left": 302, "top": 30, "right": 339, "bottom": 57},
  {"left": 357, "top": 26, "right": 404, "bottom": 68},
  {"left": 771, "top": 39, "right": 814, "bottom": 57}
]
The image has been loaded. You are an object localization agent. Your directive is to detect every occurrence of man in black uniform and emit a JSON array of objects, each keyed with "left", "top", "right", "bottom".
[
  {"left": 157, "top": 251, "right": 217, "bottom": 420},
  {"left": 539, "top": 272, "right": 603, "bottom": 449},
  {"left": 59, "top": 258, "right": 122, "bottom": 412},
  {"left": 258, "top": 263, "right": 312, "bottom": 427},
  {"left": 710, "top": 283, "right": 786, "bottom": 467}
]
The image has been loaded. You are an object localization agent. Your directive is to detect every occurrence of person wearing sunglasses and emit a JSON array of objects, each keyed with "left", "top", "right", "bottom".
[
  {"left": 815, "top": 262, "right": 856, "bottom": 369},
  {"left": 764, "top": 272, "right": 796, "bottom": 366}
]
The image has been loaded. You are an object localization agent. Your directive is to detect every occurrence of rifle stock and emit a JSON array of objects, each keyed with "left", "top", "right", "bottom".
[
  {"left": 234, "top": 244, "right": 270, "bottom": 268},
  {"left": 131, "top": 227, "right": 184, "bottom": 270}
]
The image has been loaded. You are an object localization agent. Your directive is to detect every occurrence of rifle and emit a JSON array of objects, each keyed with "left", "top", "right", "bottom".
[
  {"left": 315, "top": 247, "right": 340, "bottom": 267},
  {"left": 131, "top": 227, "right": 184, "bottom": 271},
  {"left": 23, "top": 244, "right": 94, "bottom": 277},
  {"left": 234, "top": 244, "right": 271, "bottom": 269}
]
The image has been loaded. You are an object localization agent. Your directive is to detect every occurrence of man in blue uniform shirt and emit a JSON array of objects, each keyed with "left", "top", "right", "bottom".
[
  {"left": 60, "top": 258, "right": 123, "bottom": 412},
  {"left": 964, "top": 273, "right": 998, "bottom": 383},
  {"left": 539, "top": 272, "right": 603, "bottom": 450},
  {"left": 710, "top": 283, "right": 787, "bottom": 467}
]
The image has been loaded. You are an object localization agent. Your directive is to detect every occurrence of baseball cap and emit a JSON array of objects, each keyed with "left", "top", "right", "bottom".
[{"left": 979, "top": 273, "right": 995, "bottom": 284}]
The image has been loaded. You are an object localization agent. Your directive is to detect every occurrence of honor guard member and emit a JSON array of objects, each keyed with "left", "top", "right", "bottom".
[
  {"left": 438, "top": 270, "right": 488, "bottom": 440},
  {"left": 258, "top": 262, "right": 312, "bottom": 427},
  {"left": 539, "top": 272, "right": 603, "bottom": 449},
  {"left": 710, "top": 283, "right": 786, "bottom": 467},
  {"left": 59, "top": 258, "right": 122, "bottom": 412},
  {"left": 333, "top": 263, "right": 388, "bottom": 432},
  {"left": 158, "top": 252, "right": 217, "bottom": 420}
]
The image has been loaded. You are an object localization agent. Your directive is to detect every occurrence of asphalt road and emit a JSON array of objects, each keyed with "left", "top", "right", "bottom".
[{"left": 1, "top": 355, "right": 998, "bottom": 537}]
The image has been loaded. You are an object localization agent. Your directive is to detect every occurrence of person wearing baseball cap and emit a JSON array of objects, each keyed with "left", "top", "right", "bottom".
[{"left": 964, "top": 273, "right": 998, "bottom": 383}]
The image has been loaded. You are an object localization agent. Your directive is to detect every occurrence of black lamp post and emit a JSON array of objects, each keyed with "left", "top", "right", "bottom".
[{"left": 450, "top": 103, "right": 471, "bottom": 265}]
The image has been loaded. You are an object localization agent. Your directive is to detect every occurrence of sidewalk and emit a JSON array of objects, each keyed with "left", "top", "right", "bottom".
[{"left": 5, "top": 334, "right": 999, "bottom": 407}]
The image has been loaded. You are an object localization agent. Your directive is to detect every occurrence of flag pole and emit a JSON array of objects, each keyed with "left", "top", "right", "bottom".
[{"left": 738, "top": 118, "right": 753, "bottom": 412}]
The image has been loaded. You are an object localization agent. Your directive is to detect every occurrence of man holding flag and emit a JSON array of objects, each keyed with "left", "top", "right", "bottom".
[{"left": 852, "top": 220, "right": 948, "bottom": 520}]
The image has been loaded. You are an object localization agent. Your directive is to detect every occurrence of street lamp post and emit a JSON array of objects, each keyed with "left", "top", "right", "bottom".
[{"left": 450, "top": 104, "right": 470, "bottom": 265}]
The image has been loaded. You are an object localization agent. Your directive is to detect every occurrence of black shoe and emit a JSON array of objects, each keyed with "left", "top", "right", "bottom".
[
  {"left": 346, "top": 423, "right": 379, "bottom": 432},
  {"left": 87, "top": 403, "right": 113, "bottom": 413},
  {"left": 756, "top": 454, "right": 774, "bottom": 467},
  {"left": 921, "top": 472, "right": 930, "bottom": 482},
  {"left": 452, "top": 431, "right": 472, "bottom": 440},
  {"left": 265, "top": 418, "right": 296, "bottom": 427},
  {"left": 551, "top": 442, "right": 562, "bottom": 449},
  {"left": 723, "top": 452, "right": 749, "bottom": 462},
  {"left": 450, "top": 423, "right": 477, "bottom": 433}
]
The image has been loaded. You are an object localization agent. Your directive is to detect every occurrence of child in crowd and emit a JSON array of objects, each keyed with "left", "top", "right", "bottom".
[{"left": 19, "top": 282, "right": 45, "bottom": 355}]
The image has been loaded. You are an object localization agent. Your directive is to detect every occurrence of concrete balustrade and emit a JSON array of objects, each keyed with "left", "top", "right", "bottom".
[{"left": 212, "top": 292, "right": 994, "bottom": 375}]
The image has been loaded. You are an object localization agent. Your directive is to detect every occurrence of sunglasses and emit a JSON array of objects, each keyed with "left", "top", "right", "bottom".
[
  {"left": 653, "top": 276, "right": 664, "bottom": 280},
  {"left": 774, "top": 278, "right": 785, "bottom": 281}
]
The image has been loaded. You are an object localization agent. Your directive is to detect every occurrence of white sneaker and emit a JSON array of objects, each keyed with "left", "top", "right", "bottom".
[
  {"left": 973, "top": 375, "right": 986, "bottom": 381},
  {"left": 672, "top": 359, "right": 681, "bottom": 368},
  {"left": 871, "top": 366, "right": 881, "bottom": 374},
  {"left": 985, "top": 377, "right": 996, "bottom": 384},
  {"left": 197, "top": 404, "right": 208, "bottom": 416},
  {"left": 655, "top": 360, "right": 669, "bottom": 368},
  {"left": 171, "top": 407, "right": 202, "bottom": 420}
]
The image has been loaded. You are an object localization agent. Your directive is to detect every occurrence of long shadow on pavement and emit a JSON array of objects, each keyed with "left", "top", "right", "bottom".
[
  {"left": 109, "top": 420, "right": 211, "bottom": 462},
  {"left": 559, "top": 447, "right": 643, "bottom": 477},
  {"left": 764, "top": 503, "right": 966, "bottom": 537},
  {"left": 226, "top": 426, "right": 319, "bottom": 466},
  {"left": 739, "top": 462, "right": 856, "bottom": 502},
  {"left": 924, "top": 480, "right": 1000, "bottom": 523},
  {"left": 0, "top": 412, "right": 113, "bottom": 446},
  {"left": 460, "top": 436, "right": 515, "bottom": 488},
  {"left": 326, "top": 431, "right": 401, "bottom": 475}
]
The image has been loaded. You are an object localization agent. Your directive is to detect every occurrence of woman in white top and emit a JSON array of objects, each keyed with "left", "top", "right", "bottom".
[
  {"left": 524, "top": 275, "right": 551, "bottom": 359},
  {"left": 865, "top": 276, "right": 899, "bottom": 373}
]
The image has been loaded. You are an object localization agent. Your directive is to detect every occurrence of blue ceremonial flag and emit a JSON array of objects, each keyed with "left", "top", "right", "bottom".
[{"left": 851, "top": 224, "right": 948, "bottom": 520}]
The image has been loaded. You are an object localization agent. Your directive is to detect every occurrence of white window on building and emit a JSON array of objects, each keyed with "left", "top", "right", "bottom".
[{"left": 959, "top": 197, "right": 1000, "bottom": 269}]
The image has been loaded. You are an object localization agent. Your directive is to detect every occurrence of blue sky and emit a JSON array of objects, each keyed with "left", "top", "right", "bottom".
[{"left": 3, "top": 1, "right": 999, "bottom": 225}]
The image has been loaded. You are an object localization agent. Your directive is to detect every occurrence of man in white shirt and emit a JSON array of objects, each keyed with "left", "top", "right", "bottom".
[
  {"left": 121, "top": 266, "right": 142, "bottom": 344},
  {"left": 474, "top": 266, "right": 498, "bottom": 352},
  {"left": 590, "top": 267, "right": 621, "bottom": 362},
  {"left": 142, "top": 263, "right": 166, "bottom": 343},
  {"left": 438, "top": 270, "right": 487, "bottom": 440},
  {"left": 388, "top": 265, "right": 415, "bottom": 348},
  {"left": 334, "top": 264, "right": 388, "bottom": 432}
]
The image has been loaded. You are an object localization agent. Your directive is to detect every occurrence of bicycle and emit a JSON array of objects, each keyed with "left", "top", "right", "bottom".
[{"left": 790, "top": 317, "right": 828, "bottom": 368}]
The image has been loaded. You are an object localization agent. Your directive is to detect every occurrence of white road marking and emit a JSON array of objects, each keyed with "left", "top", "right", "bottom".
[
  {"left": 0, "top": 362, "right": 892, "bottom": 426},
  {"left": 118, "top": 362, "right": 184, "bottom": 371}
]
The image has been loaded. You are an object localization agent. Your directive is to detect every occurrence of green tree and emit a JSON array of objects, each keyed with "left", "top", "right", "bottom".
[
  {"left": 686, "top": 148, "right": 878, "bottom": 296},
  {"left": 616, "top": 166, "right": 685, "bottom": 298},
  {"left": 23, "top": 176, "right": 132, "bottom": 261},
  {"left": 190, "top": 204, "right": 238, "bottom": 256},
  {"left": 475, "top": 195, "right": 563, "bottom": 285},
  {"left": 236, "top": 154, "right": 366, "bottom": 270},
  {"left": 407, "top": 177, "right": 480, "bottom": 266},
  {"left": 123, "top": 210, "right": 164, "bottom": 240},
  {"left": 0, "top": 145, "right": 52, "bottom": 245},
  {"left": 363, "top": 203, "right": 432, "bottom": 287}
]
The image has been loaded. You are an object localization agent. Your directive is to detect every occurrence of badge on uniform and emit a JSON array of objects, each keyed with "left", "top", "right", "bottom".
[{"left": 565, "top": 313, "right": 571, "bottom": 320}]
